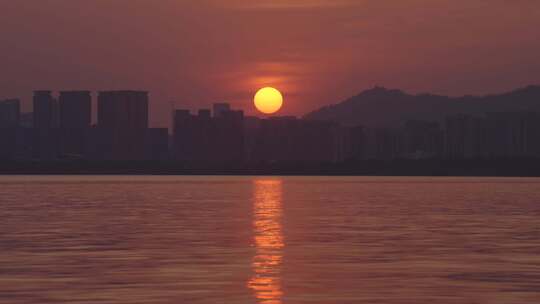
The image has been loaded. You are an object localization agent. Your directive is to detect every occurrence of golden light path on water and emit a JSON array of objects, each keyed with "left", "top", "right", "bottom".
[{"left": 248, "top": 179, "right": 284, "bottom": 304}]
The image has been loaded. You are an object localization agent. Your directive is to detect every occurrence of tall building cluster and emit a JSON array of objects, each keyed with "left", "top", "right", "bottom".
[
  {"left": 172, "top": 108, "right": 244, "bottom": 163},
  {"left": 2, "top": 91, "right": 540, "bottom": 163},
  {"left": 443, "top": 113, "right": 540, "bottom": 158},
  {"left": 0, "top": 91, "right": 168, "bottom": 161},
  {"left": 342, "top": 113, "right": 540, "bottom": 160}
]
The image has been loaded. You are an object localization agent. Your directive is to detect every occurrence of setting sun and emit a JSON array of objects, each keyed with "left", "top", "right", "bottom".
[{"left": 254, "top": 87, "right": 283, "bottom": 114}]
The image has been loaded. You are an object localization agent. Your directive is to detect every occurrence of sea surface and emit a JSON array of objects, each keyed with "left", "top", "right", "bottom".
[{"left": 0, "top": 176, "right": 539, "bottom": 304}]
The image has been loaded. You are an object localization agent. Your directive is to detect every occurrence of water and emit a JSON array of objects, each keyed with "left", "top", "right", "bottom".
[{"left": 1, "top": 176, "right": 539, "bottom": 303}]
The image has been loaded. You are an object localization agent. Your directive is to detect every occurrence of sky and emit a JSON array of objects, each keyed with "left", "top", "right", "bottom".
[{"left": 1, "top": 0, "right": 539, "bottom": 127}]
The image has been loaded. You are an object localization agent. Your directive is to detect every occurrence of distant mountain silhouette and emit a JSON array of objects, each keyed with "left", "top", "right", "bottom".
[{"left": 304, "top": 85, "right": 540, "bottom": 127}]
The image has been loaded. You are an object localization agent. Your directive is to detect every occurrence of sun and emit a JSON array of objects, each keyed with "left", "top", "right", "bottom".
[{"left": 254, "top": 87, "right": 283, "bottom": 114}]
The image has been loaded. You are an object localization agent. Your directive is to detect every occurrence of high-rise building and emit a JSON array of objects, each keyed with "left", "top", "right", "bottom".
[
  {"left": 59, "top": 91, "right": 91, "bottom": 129},
  {"left": 522, "top": 112, "right": 540, "bottom": 157},
  {"left": 482, "top": 112, "right": 540, "bottom": 158},
  {"left": 213, "top": 103, "right": 231, "bottom": 118},
  {"left": 32, "top": 91, "right": 59, "bottom": 159},
  {"left": 172, "top": 110, "right": 194, "bottom": 161},
  {"left": 337, "top": 125, "right": 365, "bottom": 161},
  {"left": 98, "top": 91, "right": 148, "bottom": 130},
  {"left": 19, "top": 112, "right": 33, "bottom": 128},
  {"left": 94, "top": 91, "right": 149, "bottom": 160},
  {"left": 0, "top": 99, "right": 20, "bottom": 128},
  {"left": 365, "top": 128, "right": 401, "bottom": 160},
  {"left": 0, "top": 99, "right": 21, "bottom": 160},
  {"left": 251, "top": 116, "right": 298, "bottom": 162},
  {"left": 0, "top": 100, "right": 33, "bottom": 160},
  {"left": 252, "top": 117, "right": 337, "bottom": 163},
  {"left": 173, "top": 107, "right": 245, "bottom": 163},
  {"left": 145, "top": 128, "right": 170, "bottom": 161},
  {"left": 198, "top": 109, "right": 211, "bottom": 119},
  {"left": 244, "top": 116, "right": 262, "bottom": 162},
  {"left": 0, "top": 127, "right": 18, "bottom": 160},
  {"left": 444, "top": 115, "right": 484, "bottom": 159},
  {"left": 58, "top": 91, "right": 92, "bottom": 158},
  {"left": 217, "top": 110, "right": 244, "bottom": 163},
  {"left": 33, "top": 91, "right": 58, "bottom": 129},
  {"left": 402, "top": 120, "right": 443, "bottom": 159}
]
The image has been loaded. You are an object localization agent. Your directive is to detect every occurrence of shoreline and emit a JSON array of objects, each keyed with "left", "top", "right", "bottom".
[{"left": 2, "top": 158, "right": 540, "bottom": 177}]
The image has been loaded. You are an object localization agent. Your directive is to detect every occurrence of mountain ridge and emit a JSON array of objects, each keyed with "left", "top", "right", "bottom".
[{"left": 304, "top": 85, "right": 540, "bottom": 127}]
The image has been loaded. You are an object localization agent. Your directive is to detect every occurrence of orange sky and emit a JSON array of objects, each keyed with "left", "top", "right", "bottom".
[{"left": 1, "top": 0, "right": 539, "bottom": 126}]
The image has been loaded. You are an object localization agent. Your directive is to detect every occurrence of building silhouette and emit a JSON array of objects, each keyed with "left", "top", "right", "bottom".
[
  {"left": 98, "top": 91, "right": 148, "bottom": 130},
  {"left": 0, "top": 99, "right": 22, "bottom": 159},
  {"left": 19, "top": 112, "right": 33, "bottom": 129},
  {"left": 213, "top": 103, "right": 231, "bottom": 118},
  {"left": 338, "top": 125, "right": 363, "bottom": 161},
  {"left": 93, "top": 91, "right": 149, "bottom": 160},
  {"left": 59, "top": 91, "right": 91, "bottom": 129},
  {"left": 218, "top": 109, "right": 245, "bottom": 163},
  {"left": 4, "top": 88, "right": 540, "bottom": 165},
  {"left": 173, "top": 104, "right": 244, "bottom": 163},
  {"left": 250, "top": 117, "right": 338, "bottom": 163},
  {"left": 32, "top": 91, "right": 59, "bottom": 159},
  {"left": 59, "top": 91, "right": 92, "bottom": 158},
  {"left": 444, "top": 115, "right": 478, "bottom": 159},
  {"left": 0, "top": 89, "right": 167, "bottom": 161},
  {"left": 402, "top": 120, "right": 443, "bottom": 159},
  {"left": 33, "top": 91, "right": 58, "bottom": 130},
  {"left": 144, "top": 128, "right": 169, "bottom": 161},
  {"left": 482, "top": 112, "right": 540, "bottom": 158},
  {"left": 172, "top": 110, "right": 194, "bottom": 161},
  {"left": 372, "top": 128, "right": 401, "bottom": 160},
  {"left": 243, "top": 116, "right": 262, "bottom": 162},
  {"left": 0, "top": 99, "right": 20, "bottom": 128}
]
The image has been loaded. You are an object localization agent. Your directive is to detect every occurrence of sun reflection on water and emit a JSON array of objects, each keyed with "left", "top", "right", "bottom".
[{"left": 248, "top": 179, "right": 284, "bottom": 304}]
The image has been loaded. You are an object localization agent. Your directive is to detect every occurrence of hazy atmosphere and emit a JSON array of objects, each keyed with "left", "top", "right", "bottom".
[
  {"left": 1, "top": 0, "right": 540, "bottom": 126},
  {"left": 3, "top": 2, "right": 540, "bottom": 303}
]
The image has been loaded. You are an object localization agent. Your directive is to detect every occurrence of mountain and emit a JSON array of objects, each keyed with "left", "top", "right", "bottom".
[{"left": 303, "top": 85, "right": 540, "bottom": 127}]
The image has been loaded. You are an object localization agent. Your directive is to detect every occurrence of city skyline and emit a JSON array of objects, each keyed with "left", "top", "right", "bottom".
[
  {"left": 3, "top": 84, "right": 540, "bottom": 128},
  {"left": 2, "top": 3, "right": 540, "bottom": 303},
  {"left": 1, "top": 1, "right": 539, "bottom": 127},
  {"left": 3, "top": 86, "right": 540, "bottom": 165}
]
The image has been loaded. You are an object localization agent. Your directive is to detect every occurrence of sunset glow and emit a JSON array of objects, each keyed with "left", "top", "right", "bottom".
[
  {"left": 254, "top": 87, "right": 283, "bottom": 115},
  {"left": 248, "top": 179, "right": 284, "bottom": 304}
]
